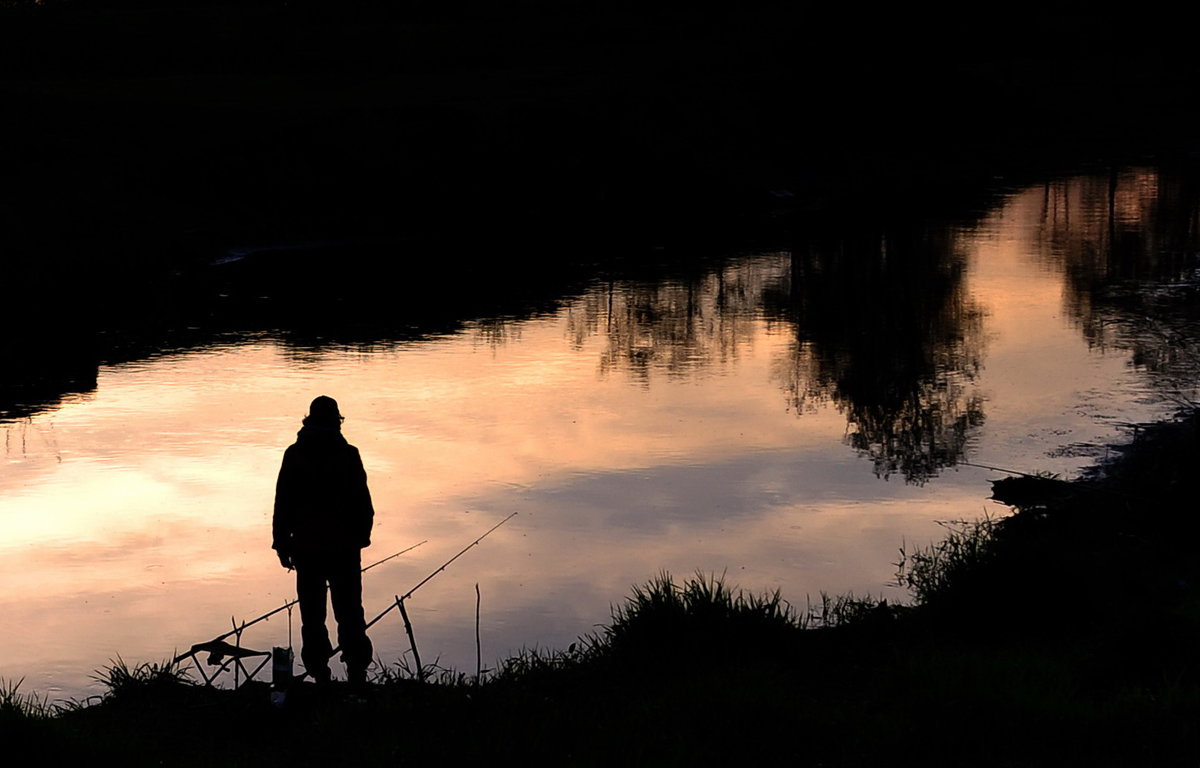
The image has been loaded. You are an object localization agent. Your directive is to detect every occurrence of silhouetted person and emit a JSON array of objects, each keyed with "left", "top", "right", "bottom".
[{"left": 273, "top": 395, "right": 374, "bottom": 685}]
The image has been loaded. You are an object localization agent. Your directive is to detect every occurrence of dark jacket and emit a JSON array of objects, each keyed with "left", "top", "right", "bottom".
[{"left": 273, "top": 425, "right": 374, "bottom": 556}]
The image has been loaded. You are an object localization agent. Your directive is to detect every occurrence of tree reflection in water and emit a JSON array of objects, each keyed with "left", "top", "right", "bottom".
[
  {"left": 765, "top": 226, "right": 986, "bottom": 483},
  {"left": 1033, "top": 168, "right": 1200, "bottom": 403},
  {"left": 555, "top": 166, "right": 1200, "bottom": 483},
  {"left": 552, "top": 227, "right": 987, "bottom": 484},
  {"left": 564, "top": 261, "right": 773, "bottom": 386}
]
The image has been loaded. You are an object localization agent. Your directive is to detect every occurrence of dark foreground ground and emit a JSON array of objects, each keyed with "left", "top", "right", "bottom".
[{"left": 5, "top": 408, "right": 1198, "bottom": 766}]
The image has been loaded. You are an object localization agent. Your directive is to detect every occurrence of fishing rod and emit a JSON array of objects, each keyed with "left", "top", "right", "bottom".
[
  {"left": 401, "top": 511, "right": 518, "bottom": 604},
  {"left": 958, "top": 460, "right": 1051, "bottom": 479},
  {"left": 361, "top": 540, "right": 432, "bottom": 577},
  {"left": 183, "top": 538, "right": 428, "bottom": 652},
  {"left": 323, "top": 512, "right": 519, "bottom": 675},
  {"left": 362, "top": 511, "right": 518, "bottom": 633},
  {"left": 961, "top": 458, "right": 1137, "bottom": 507}
]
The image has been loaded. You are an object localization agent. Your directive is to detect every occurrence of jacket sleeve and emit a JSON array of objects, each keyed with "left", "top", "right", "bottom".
[
  {"left": 273, "top": 447, "right": 298, "bottom": 552},
  {"left": 350, "top": 446, "right": 374, "bottom": 549}
]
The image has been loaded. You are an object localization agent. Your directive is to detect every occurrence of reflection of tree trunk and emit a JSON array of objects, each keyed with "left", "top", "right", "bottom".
[
  {"left": 606, "top": 279, "right": 614, "bottom": 335},
  {"left": 1041, "top": 181, "right": 1051, "bottom": 232},
  {"left": 1108, "top": 164, "right": 1118, "bottom": 273}
]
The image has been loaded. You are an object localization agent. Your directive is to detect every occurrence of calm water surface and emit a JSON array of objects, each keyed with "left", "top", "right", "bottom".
[{"left": 3, "top": 169, "right": 1198, "bottom": 700}]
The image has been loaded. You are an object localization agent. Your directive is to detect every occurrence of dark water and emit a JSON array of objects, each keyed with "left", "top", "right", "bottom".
[{"left": 2, "top": 166, "right": 1198, "bottom": 701}]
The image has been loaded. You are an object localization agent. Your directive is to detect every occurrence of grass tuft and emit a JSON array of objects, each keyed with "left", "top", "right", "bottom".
[
  {"left": 91, "top": 656, "right": 193, "bottom": 702},
  {"left": 372, "top": 654, "right": 472, "bottom": 687},
  {"left": 490, "top": 645, "right": 589, "bottom": 683},
  {"left": 894, "top": 515, "right": 1002, "bottom": 606},
  {"left": 0, "top": 678, "right": 53, "bottom": 721},
  {"left": 591, "top": 571, "right": 887, "bottom": 667}
]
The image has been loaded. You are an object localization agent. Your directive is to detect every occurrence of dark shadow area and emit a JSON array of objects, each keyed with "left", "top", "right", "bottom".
[{"left": 3, "top": 1, "right": 1195, "bottom": 267}]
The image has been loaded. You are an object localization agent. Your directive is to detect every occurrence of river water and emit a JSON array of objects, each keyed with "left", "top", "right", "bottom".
[{"left": 3, "top": 167, "right": 1198, "bottom": 701}]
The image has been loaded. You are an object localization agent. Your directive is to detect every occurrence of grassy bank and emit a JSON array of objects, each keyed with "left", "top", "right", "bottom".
[{"left": 5, "top": 410, "right": 1198, "bottom": 765}]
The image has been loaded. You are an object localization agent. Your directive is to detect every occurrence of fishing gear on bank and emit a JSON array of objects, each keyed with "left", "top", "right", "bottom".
[{"left": 177, "top": 512, "right": 519, "bottom": 688}]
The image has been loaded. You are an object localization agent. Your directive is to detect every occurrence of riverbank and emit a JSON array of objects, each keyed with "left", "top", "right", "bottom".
[{"left": 5, "top": 408, "right": 1197, "bottom": 765}]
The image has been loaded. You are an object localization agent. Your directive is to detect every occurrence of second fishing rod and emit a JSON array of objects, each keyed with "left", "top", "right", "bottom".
[
  {"left": 185, "top": 538, "right": 430, "bottom": 654},
  {"left": 321, "top": 511, "right": 519, "bottom": 679}
]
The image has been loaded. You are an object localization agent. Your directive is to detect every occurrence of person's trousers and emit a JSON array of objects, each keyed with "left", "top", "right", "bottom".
[{"left": 294, "top": 549, "right": 373, "bottom": 681}]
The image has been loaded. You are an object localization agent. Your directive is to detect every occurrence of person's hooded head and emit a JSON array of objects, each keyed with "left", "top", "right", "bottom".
[{"left": 302, "top": 395, "right": 344, "bottom": 430}]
